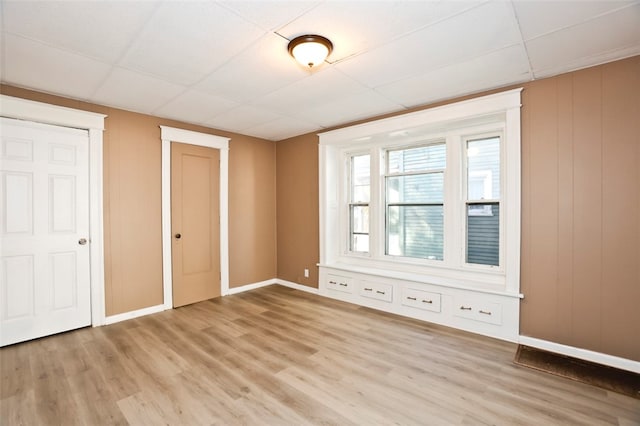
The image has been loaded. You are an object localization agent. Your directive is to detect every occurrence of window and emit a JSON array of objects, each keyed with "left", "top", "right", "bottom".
[
  {"left": 319, "top": 89, "right": 521, "bottom": 294},
  {"left": 349, "top": 154, "right": 370, "bottom": 253},
  {"left": 386, "top": 143, "right": 445, "bottom": 260},
  {"left": 466, "top": 136, "right": 500, "bottom": 266}
]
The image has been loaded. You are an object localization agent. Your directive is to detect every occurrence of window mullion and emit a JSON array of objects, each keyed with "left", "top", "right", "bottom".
[
  {"left": 444, "top": 133, "right": 461, "bottom": 267},
  {"left": 341, "top": 153, "right": 350, "bottom": 256},
  {"left": 370, "top": 146, "right": 382, "bottom": 258}
]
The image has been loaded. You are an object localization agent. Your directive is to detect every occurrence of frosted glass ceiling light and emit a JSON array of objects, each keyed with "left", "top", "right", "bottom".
[{"left": 288, "top": 35, "right": 333, "bottom": 69}]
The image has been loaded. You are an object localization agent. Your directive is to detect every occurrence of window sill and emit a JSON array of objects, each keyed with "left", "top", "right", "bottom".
[{"left": 318, "top": 261, "right": 523, "bottom": 299}]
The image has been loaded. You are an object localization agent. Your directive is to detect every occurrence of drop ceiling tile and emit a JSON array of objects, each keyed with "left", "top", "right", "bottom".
[
  {"left": 251, "top": 67, "right": 368, "bottom": 115},
  {"left": 377, "top": 45, "right": 531, "bottom": 108},
  {"left": 2, "top": 0, "right": 639, "bottom": 141},
  {"left": 218, "top": 1, "right": 322, "bottom": 31},
  {"left": 526, "top": 4, "right": 640, "bottom": 77},
  {"left": 277, "top": 0, "right": 484, "bottom": 63},
  {"left": 92, "top": 68, "right": 186, "bottom": 114},
  {"left": 3, "top": 34, "right": 112, "bottom": 100},
  {"left": 291, "top": 89, "right": 405, "bottom": 128},
  {"left": 336, "top": 1, "right": 521, "bottom": 88},
  {"left": 205, "top": 105, "right": 285, "bottom": 132},
  {"left": 242, "top": 116, "right": 322, "bottom": 141},
  {"left": 3, "top": 1, "right": 158, "bottom": 63},
  {"left": 153, "top": 90, "right": 239, "bottom": 125},
  {"left": 120, "top": 2, "right": 265, "bottom": 85},
  {"left": 195, "top": 33, "right": 308, "bottom": 102},
  {"left": 513, "top": 0, "right": 635, "bottom": 40}
]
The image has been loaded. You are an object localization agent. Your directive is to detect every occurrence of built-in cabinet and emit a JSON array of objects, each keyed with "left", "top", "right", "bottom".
[
  {"left": 317, "top": 90, "right": 523, "bottom": 343},
  {"left": 320, "top": 266, "right": 520, "bottom": 342}
]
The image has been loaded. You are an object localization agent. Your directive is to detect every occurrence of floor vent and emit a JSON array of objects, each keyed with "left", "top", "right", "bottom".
[{"left": 514, "top": 345, "right": 639, "bottom": 399}]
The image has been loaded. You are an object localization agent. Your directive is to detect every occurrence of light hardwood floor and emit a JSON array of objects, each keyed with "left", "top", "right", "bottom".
[{"left": 1, "top": 285, "right": 638, "bottom": 425}]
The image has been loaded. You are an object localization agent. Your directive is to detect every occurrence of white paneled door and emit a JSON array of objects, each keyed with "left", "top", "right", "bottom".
[{"left": 0, "top": 117, "right": 91, "bottom": 346}]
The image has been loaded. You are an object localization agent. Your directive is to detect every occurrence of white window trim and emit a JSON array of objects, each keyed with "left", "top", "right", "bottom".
[
  {"left": 0, "top": 94, "right": 108, "bottom": 326},
  {"left": 460, "top": 129, "right": 504, "bottom": 271},
  {"left": 318, "top": 89, "right": 522, "bottom": 296},
  {"left": 347, "top": 152, "right": 371, "bottom": 255},
  {"left": 160, "top": 126, "right": 230, "bottom": 309},
  {"left": 383, "top": 142, "right": 446, "bottom": 262}
]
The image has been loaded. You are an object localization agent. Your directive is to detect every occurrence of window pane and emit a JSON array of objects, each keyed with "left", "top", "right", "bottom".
[
  {"left": 351, "top": 154, "right": 370, "bottom": 203},
  {"left": 387, "top": 205, "right": 443, "bottom": 260},
  {"left": 351, "top": 205, "right": 369, "bottom": 253},
  {"left": 351, "top": 205, "right": 369, "bottom": 233},
  {"left": 467, "top": 203, "right": 499, "bottom": 266},
  {"left": 352, "top": 234, "right": 369, "bottom": 253},
  {"left": 467, "top": 137, "right": 500, "bottom": 201},
  {"left": 386, "top": 173, "right": 443, "bottom": 204},
  {"left": 388, "top": 143, "right": 445, "bottom": 174}
]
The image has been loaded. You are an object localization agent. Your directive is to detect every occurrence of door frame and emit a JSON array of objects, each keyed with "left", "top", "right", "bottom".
[
  {"left": 0, "top": 94, "right": 107, "bottom": 326},
  {"left": 160, "top": 126, "right": 230, "bottom": 308}
]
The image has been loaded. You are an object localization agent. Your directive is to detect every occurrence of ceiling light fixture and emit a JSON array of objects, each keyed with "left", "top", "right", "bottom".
[{"left": 287, "top": 35, "right": 333, "bottom": 69}]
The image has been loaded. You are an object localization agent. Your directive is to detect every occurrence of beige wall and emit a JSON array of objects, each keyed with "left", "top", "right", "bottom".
[
  {"left": 520, "top": 56, "right": 640, "bottom": 361},
  {"left": 229, "top": 134, "right": 277, "bottom": 287},
  {"left": 1, "top": 85, "right": 277, "bottom": 316},
  {"left": 275, "top": 56, "right": 640, "bottom": 361},
  {"left": 276, "top": 133, "right": 319, "bottom": 286}
]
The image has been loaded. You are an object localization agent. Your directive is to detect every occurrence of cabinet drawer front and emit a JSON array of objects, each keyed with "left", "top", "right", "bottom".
[
  {"left": 454, "top": 297, "right": 503, "bottom": 325},
  {"left": 359, "top": 281, "right": 393, "bottom": 302},
  {"left": 475, "top": 302, "right": 502, "bottom": 325},
  {"left": 454, "top": 299, "right": 477, "bottom": 320},
  {"left": 327, "top": 274, "right": 353, "bottom": 293},
  {"left": 401, "top": 288, "right": 441, "bottom": 312}
]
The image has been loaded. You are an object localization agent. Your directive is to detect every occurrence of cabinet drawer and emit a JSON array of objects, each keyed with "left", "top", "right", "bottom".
[
  {"left": 326, "top": 274, "right": 353, "bottom": 293},
  {"left": 359, "top": 281, "right": 393, "bottom": 302},
  {"left": 454, "top": 297, "right": 502, "bottom": 325},
  {"left": 401, "top": 288, "right": 441, "bottom": 313}
]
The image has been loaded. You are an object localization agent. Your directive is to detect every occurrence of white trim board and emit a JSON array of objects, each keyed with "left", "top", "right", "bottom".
[
  {"left": 227, "top": 279, "right": 276, "bottom": 295},
  {"left": 102, "top": 279, "right": 318, "bottom": 325},
  {"left": 226, "top": 279, "right": 319, "bottom": 296},
  {"left": 105, "top": 304, "right": 166, "bottom": 325},
  {"left": 519, "top": 336, "right": 640, "bottom": 374},
  {"left": 276, "top": 279, "right": 320, "bottom": 295},
  {"left": 160, "top": 126, "right": 230, "bottom": 309},
  {"left": 0, "top": 95, "right": 107, "bottom": 327}
]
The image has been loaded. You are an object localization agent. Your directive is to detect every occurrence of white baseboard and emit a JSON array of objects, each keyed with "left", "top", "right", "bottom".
[
  {"left": 102, "top": 279, "right": 318, "bottom": 326},
  {"left": 104, "top": 303, "right": 167, "bottom": 325},
  {"left": 226, "top": 279, "right": 276, "bottom": 295},
  {"left": 226, "top": 277, "right": 319, "bottom": 295},
  {"left": 519, "top": 335, "right": 640, "bottom": 374},
  {"left": 275, "top": 278, "right": 319, "bottom": 294}
]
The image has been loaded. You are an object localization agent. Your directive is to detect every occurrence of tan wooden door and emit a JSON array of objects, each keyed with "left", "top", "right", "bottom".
[{"left": 171, "top": 142, "right": 220, "bottom": 307}]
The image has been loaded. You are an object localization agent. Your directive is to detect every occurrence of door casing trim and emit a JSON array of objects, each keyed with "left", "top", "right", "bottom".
[
  {"left": 0, "top": 95, "right": 107, "bottom": 326},
  {"left": 160, "top": 126, "right": 230, "bottom": 309}
]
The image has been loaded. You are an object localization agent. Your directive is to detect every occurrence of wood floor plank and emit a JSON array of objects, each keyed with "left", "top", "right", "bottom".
[
  {"left": 81, "top": 332, "right": 141, "bottom": 401},
  {"left": 0, "top": 341, "right": 33, "bottom": 399},
  {"left": 67, "top": 368, "right": 129, "bottom": 426},
  {"left": 1, "top": 284, "right": 638, "bottom": 425},
  {"left": 0, "top": 390, "right": 38, "bottom": 425},
  {"left": 276, "top": 365, "right": 411, "bottom": 426},
  {"left": 221, "top": 350, "right": 356, "bottom": 426}
]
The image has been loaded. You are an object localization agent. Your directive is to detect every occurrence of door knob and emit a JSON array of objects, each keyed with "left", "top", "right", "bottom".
[
  {"left": 78, "top": 238, "right": 88, "bottom": 245},
  {"left": 175, "top": 233, "right": 181, "bottom": 239}
]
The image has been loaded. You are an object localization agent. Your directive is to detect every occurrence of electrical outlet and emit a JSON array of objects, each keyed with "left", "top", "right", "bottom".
[{"left": 304, "top": 268, "right": 309, "bottom": 278}]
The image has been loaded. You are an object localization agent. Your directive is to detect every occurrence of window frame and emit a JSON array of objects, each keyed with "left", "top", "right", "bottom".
[
  {"left": 383, "top": 141, "right": 446, "bottom": 262},
  {"left": 319, "top": 89, "right": 522, "bottom": 295},
  {"left": 347, "top": 152, "right": 371, "bottom": 255},
  {"left": 462, "top": 132, "right": 504, "bottom": 269}
]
